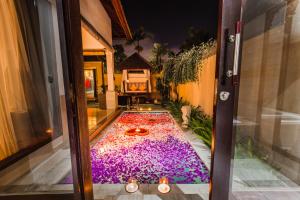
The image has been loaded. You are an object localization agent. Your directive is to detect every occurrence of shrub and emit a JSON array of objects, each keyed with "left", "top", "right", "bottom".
[
  {"left": 166, "top": 98, "right": 188, "bottom": 120},
  {"left": 188, "top": 106, "right": 212, "bottom": 148},
  {"left": 162, "top": 40, "right": 216, "bottom": 85},
  {"left": 166, "top": 100, "right": 213, "bottom": 148}
]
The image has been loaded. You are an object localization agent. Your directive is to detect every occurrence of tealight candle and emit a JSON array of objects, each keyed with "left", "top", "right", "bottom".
[
  {"left": 125, "top": 178, "right": 139, "bottom": 193},
  {"left": 99, "top": 147, "right": 105, "bottom": 153},
  {"left": 158, "top": 177, "right": 171, "bottom": 193}
]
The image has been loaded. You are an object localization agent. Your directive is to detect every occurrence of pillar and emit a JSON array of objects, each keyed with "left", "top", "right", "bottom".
[{"left": 105, "top": 50, "right": 118, "bottom": 109}]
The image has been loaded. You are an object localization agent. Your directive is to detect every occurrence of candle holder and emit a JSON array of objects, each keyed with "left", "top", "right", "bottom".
[
  {"left": 125, "top": 128, "right": 149, "bottom": 136},
  {"left": 125, "top": 178, "right": 139, "bottom": 193},
  {"left": 158, "top": 177, "right": 171, "bottom": 193}
]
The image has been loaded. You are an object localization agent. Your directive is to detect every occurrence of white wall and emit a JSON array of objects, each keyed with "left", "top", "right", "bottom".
[
  {"left": 80, "top": 0, "right": 112, "bottom": 45},
  {"left": 81, "top": 27, "right": 106, "bottom": 50}
]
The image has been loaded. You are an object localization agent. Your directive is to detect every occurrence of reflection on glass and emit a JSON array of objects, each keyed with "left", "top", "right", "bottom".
[
  {"left": 85, "top": 69, "right": 96, "bottom": 100},
  {"left": 231, "top": 0, "right": 300, "bottom": 199},
  {"left": 0, "top": 0, "right": 73, "bottom": 194}
]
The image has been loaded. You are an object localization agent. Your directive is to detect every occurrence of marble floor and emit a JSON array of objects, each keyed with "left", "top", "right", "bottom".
[
  {"left": 231, "top": 107, "right": 300, "bottom": 199},
  {"left": 92, "top": 184, "right": 208, "bottom": 200},
  {"left": 232, "top": 191, "right": 300, "bottom": 200}
]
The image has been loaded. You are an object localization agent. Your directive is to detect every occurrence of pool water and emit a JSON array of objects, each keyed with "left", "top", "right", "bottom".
[{"left": 64, "top": 112, "right": 209, "bottom": 184}]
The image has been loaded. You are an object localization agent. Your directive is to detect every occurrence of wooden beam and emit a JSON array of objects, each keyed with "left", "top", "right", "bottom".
[
  {"left": 111, "top": 0, "right": 132, "bottom": 40},
  {"left": 210, "top": 0, "right": 242, "bottom": 200},
  {"left": 57, "top": 0, "right": 93, "bottom": 200}
]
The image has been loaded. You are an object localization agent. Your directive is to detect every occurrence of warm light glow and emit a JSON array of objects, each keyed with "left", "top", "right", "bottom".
[
  {"left": 46, "top": 128, "right": 53, "bottom": 136},
  {"left": 125, "top": 178, "right": 139, "bottom": 193},
  {"left": 99, "top": 147, "right": 105, "bottom": 153},
  {"left": 125, "top": 128, "right": 149, "bottom": 136},
  {"left": 148, "top": 107, "right": 152, "bottom": 111},
  {"left": 158, "top": 177, "right": 170, "bottom": 193}
]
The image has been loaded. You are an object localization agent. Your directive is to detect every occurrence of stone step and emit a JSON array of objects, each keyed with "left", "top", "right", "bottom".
[{"left": 96, "top": 194, "right": 204, "bottom": 200}]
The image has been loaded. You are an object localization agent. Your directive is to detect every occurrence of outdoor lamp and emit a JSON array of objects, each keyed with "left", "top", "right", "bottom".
[
  {"left": 125, "top": 178, "right": 139, "bottom": 193},
  {"left": 158, "top": 177, "right": 170, "bottom": 193}
]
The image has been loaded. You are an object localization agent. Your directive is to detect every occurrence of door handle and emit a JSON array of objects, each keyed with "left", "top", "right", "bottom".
[
  {"left": 233, "top": 21, "right": 242, "bottom": 84},
  {"left": 221, "top": 22, "right": 242, "bottom": 86}
]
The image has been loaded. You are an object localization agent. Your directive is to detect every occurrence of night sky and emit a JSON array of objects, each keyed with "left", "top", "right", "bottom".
[{"left": 121, "top": 0, "right": 219, "bottom": 50}]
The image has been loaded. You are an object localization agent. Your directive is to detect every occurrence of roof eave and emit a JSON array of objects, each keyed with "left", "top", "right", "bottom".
[
  {"left": 111, "top": 0, "right": 132, "bottom": 40},
  {"left": 100, "top": 0, "right": 132, "bottom": 40}
]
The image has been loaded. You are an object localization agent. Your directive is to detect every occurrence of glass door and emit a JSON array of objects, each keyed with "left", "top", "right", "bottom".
[
  {"left": 0, "top": 0, "right": 74, "bottom": 197},
  {"left": 230, "top": 0, "right": 300, "bottom": 199}
]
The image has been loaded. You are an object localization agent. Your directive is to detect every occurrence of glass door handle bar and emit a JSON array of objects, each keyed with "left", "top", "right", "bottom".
[{"left": 233, "top": 21, "right": 242, "bottom": 84}]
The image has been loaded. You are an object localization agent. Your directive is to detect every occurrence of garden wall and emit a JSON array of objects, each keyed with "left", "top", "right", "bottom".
[{"left": 177, "top": 55, "right": 216, "bottom": 117}]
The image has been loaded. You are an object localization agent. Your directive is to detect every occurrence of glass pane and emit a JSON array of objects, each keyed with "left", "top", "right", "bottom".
[
  {"left": 231, "top": 0, "right": 300, "bottom": 199},
  {"left": 0, "top": 0, "right": 73, "bottom": 194},
  {"left": 85, "top": 69, "right": 96, "bottom": 100}
]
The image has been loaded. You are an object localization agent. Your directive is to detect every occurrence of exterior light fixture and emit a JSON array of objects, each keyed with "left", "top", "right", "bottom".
[
  {"left": 125, "top": 178, "right": 139, "bottom": 193},
  {"left": 158, "top": 177, "right": 170, "bottom": 193}
]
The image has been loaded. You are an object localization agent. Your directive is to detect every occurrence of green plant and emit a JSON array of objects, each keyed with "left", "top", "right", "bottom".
[
  {"left": 162, "top": 40, "right": 216, "bottom": 85},
  {"left": 235, "top": 135, "right": 256, "bottom": 159},
  {"left": 188, "top": 106, "right": 213, "bottom": 148},
  {"left": 166, "top": 98, "right": 187, "bottom": 120},
  {"left": 166, "top": 100, "right": 213, "bottom": 148},
  {"left": 156, "top": 77, "right": 170, "bottom": 105},
  {"left": 126, "top": 27, "right": 151, "bottom": 54},
  {"left": 150, "top": 43, "right": 171, "bottom": 73},
  {"left": 113, "top": 44, "right": 127, "bottom": 73},
  {"left": 180, "top": 27, "right": 214, "bottom": 51}
]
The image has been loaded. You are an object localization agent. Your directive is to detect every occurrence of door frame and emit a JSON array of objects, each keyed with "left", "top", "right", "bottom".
[
  {"left": 60, "top": 0, "right": 245, "bottom": 199},
  {"left": 57, "top": 0, "right": 94, "bottom": 199},
  {"left": 210, "top": 0, "right": 243, "bottom": 200},
  {"left": 1, "top": 0, "right": 93, "bottom": 200},
  {"left": 3, "top": 0, "right": 245, "bottom": 199},
  {"left": 63, "top": 0, "right": 245, "bottom": 199}
]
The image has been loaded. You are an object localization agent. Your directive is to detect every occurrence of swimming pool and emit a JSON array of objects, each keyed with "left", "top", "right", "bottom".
[{"left": 64, "top": 112, "right": 209, "bottom": 184}]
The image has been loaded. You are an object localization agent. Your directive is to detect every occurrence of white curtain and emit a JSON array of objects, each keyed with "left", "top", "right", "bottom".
[{"left": 0, "top": 0, "right": 29, "bottom": 160}]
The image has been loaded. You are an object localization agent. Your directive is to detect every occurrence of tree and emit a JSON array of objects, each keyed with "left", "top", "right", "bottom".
[
  {"left": 113, "top": 44, "right": 127, "bottom": 73},
  {"left": 126, "top": 27, "right": 150, "bottom": 54},
  {"left": 162, "top": 40, "right": 216, "bottom": 99},
  {"left": 149, "top": 43, "right": 170, "bottom": 73},
  {"left": 180, "top": 27, "right": 213, "bottom": 51}
]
